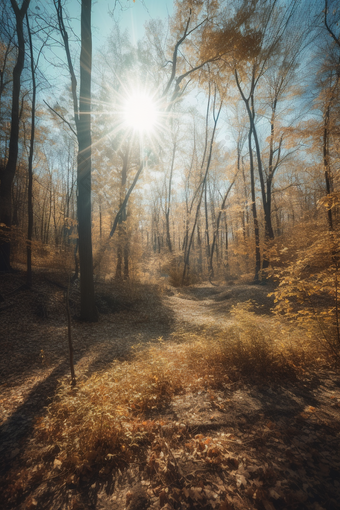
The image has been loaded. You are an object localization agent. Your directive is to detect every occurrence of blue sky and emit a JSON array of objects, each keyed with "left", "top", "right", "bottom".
[
  {"left": 33, "top": 0, "right": 174, "bottom": 102},
  {"left": 77, "top": 0, "right": 175, "bottom": 50},
  {"left": 93, "top": 0, "right": 174, "bottom": 47}
]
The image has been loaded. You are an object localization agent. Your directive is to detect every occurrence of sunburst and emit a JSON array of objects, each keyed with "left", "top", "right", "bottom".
[{"left": 123, "top": 91, "right": 159, "bottom": 134}]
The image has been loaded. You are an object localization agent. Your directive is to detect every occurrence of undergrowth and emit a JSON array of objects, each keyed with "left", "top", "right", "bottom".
[{"left": 3, "top": 304, "right": 325, "bottom": 507}]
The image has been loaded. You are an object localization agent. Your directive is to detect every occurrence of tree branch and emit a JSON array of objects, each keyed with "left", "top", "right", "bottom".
[
  {"left": 54, "top": 0, "right": 79, "bottom": 127},
  {"left": 43, "top": 99, "right": 77, "bottom": 137},
  {"left": 324, "top": 0, "right": 340, "bottom": 48},
  {"left": 93, "top": 160, "right": 145, "bottom": 268}
]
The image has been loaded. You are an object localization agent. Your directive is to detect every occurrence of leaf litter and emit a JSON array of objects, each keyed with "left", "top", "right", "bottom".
[{"left": 0, "top": 272, "right": 339, "bottom": 509}]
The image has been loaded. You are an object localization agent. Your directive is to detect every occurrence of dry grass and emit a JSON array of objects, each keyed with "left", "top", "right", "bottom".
[
  {"left": 3, "top": 302, "right": 330, "bottom": 510},
  {"left": 168, "top": 266, "right": 200, "bottom": 287},
  {"left": 15, "top": 303, "right": 321, "bottom": 487}
]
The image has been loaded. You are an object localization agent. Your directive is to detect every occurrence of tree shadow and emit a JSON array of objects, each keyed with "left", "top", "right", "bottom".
[
  {"left": 0, "top": 274, "right": 176, "bottom": 384},
  {"left": 0, "top": 275, "right": 176, "bottom": 477},
  {"left": 0, "top": 362, "right": 68, "bottom": 479}
]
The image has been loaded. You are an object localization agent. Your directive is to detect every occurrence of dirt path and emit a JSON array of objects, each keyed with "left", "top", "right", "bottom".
[{"left": 163, "top": 281, "right": 277, "bottom": 334}]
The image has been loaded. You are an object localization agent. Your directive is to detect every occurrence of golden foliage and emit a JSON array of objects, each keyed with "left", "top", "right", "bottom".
[
  {"left": 26, "top": 305, "right": 319, "bottom": 487},
  {"left": 271, "top": 223, "right": 340, "bottom": 357}
]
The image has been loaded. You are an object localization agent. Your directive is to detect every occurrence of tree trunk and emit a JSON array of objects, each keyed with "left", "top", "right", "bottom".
[
  {"left": 0, "top": 0, "right": 31, "bottom": 271},
  {"left": 248, "top": 128, "right": 261, "bottom": 282},
  {"left": 165, "top": 141, "right": 176, "bottom": 253},
  {"left": 26, "top": 12, "right": 35, "bottom": 288},
  {"left": 55, "top": 0, "right": 97, "bottom": 320},
  {"left": 116, "top": 146, "right": 129, "bottom": 280},
  {"left": 77, "top": 0, "right": 98, "bottom": 321},
  {"left": 182, "top": 94, "right": 222, "bottom": 284},
  {"left": 204, "top": 182, "right": 210, "bottom": 261},
  {"left": 123, "top": 241, "right": 129, "bottom": 280},
  {"left": 323, "top": 102, "right": 333, "bottom": 231},
  {"left": 209, "top": 180, "right": 235, "bottom": 278},
  {"left": 224, "top": 214, "right": 230, "bottom": 277}
]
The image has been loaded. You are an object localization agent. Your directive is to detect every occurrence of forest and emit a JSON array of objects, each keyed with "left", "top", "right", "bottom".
[{"left": 0, "top": 0, "right": 340, "bottom": 509}]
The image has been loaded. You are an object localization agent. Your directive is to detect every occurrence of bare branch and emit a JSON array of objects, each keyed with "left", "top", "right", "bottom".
[
  {"left": 324, "top": 0, "right": 340, "bottom": 48},
  {"left": 93, "top": 160, "right": 145, "bottom": 268},
  {"left": 163, "top": 12, "right": 210, "bottom": 98},
  {"left": 43, "top": 99, "right": 77, "bottom": 137},
  {"left": 54, "top": 0, "right": 79, "bottom": 127}
]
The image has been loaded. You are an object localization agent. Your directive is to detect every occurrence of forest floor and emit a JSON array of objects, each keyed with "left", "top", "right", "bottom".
[{"left": 0, "top": 269, "right": 340, "bottom": 510}]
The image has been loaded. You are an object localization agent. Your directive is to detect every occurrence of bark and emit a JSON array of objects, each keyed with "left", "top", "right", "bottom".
[
  {"left": 209, "top": 179, "right": 235, "bottom": 277},
  {"left": 66, "top": 282, "right": 76, "bottom": 385},
  {"left": 182, "top": 92, "right": 222, "bottom": 284},
  {"left": 0, "top": 0, "right": 31, "bottom": 271},
  {"left": 165, "top": 141, "right": 177, "bottom": 253},
  {"left": 55, "top": 0, "right": 97, "bottom": 320},
  {"left": 77, "top": 0, "right": 98, "bottom": 321},
  {"left": 116, "top": 145, "right": 130, "bottom": 279},
  {"left": 204, "top": 182, "right": 210, "bottom": 260},
  {"left": 323, "top": 102, "right": 333, "bottom": 231},
  {"left": 197, "top": 220, "right": 203, "bottom": 274},
  {"left": 0, "top": 32, "right": 14, "bottom": 117},
  {"left": 248, "top": 126, "right": 261, "bottom": 282},
  {"left": 26, "top": 12, "right": 35, "bottom": 288},
  {"left": 224, "top": 214, "right": 230, "bottom": 276},
  {"left": 94, "top": 160, "right": 145, "bottom": 269}
]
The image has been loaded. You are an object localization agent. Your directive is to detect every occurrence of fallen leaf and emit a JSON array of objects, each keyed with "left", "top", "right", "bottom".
[{"left": 263, "top": 500, "right": 276, "bottom": 510}]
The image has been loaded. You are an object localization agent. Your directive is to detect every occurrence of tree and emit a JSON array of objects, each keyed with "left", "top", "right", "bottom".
[
  {"left": 25, "top": 11, "right": 35, "bottom": 287},
  {"left": 54, "top": 0, "right": 98, "bottom": 321},
  {"left": 0, "top": 0, "right": 31, "bottom": 271},
  {"left": 182, "top": 85, "right": 223, "bottom": 283},
  {"left": 324, "top": 0, "right": 340, "bottom": 50},
  {"left": 164, "top": 124, "right": 179, "bottom": 253}
]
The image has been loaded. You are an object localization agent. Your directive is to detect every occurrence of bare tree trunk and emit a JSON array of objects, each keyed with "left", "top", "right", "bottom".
[
  {"left": 0, "top": 0, "right": 31, "bottom": 271},
  {"left": 165, "top": 141, "right": 177, "bottom": 253},
  {"left": 94, "top": 160, "right": 144, "bottom": 268},
  {"left": 248, "top": 127, "right": 261, "bottom": 282},
  {"left": 323, "top": 102, "right": 333, "bottom": 231},
  {"left": 116, "top": 145, "right": 130, "bottom": 280},
  {"left": 224, "top": 213, "right": 230, "bottom": 277},
  {"left": 182, "top": 92, "right": 222, "bottom": 284},
  {"left": 77, "top": 0, "right": 98, "bottom": 321},
  {"left": 26, "top": 12, "right": 35, "bottom": 288},
  {"left": 66, "top": 281, "right": 76, "bottom": 386},
  {"left": 209, "top": 179, "right": 235, "bottom": 278},
  {"left": 204, "top": 182, "right": 210, "bottom": 261},
  {"left": 234, "top": 70, "right": 261, "bottom": 281},
  {"left": 123, "top": 241, "right": 129, "bottom": 280},
  {"left": 55, "top": 0, "right": 97, "bottom": 321}
]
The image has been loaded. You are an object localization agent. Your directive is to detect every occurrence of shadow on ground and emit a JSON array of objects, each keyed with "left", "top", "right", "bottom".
[{"left": 0, "top": 271, "right": 175, "bottom": 489}]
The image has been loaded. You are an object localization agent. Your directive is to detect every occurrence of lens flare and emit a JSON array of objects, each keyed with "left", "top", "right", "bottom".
[{"left": 123, "top": 92, "right": 158, "bottom": 133}]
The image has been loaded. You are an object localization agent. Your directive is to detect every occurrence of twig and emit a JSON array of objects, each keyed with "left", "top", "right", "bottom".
[{"left": 43, "top": 99, "right": 77, "bottom": 137}]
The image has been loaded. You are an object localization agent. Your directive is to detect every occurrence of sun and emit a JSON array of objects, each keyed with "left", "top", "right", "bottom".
[{"left": 123, "top": 92, "right": 158, "bottom": 133}]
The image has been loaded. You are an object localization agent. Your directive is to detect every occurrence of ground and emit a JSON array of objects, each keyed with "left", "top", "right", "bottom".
[{"left": 0, "top": 270, "right": 339, "bottom": 510}]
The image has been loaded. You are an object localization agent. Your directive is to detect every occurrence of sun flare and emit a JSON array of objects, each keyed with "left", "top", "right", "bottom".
[{"left": 123, "top": 92, "right": 158, "bottom": 133}]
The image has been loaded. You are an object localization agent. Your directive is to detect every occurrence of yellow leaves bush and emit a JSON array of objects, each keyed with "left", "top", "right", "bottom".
[{"left": 271, "top": 226, "right": 340, "bottom": 357}]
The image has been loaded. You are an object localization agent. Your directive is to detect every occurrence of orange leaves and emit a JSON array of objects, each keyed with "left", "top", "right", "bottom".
[
  {"left": 23, "top": 497, "right": 38, "bottom": 510},
  {"left": 219, "top": 499, "right": 234, "bottom": 510}
]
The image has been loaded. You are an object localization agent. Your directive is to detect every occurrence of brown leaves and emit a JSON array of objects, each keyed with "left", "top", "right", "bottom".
[{"left": 2, "top": 274, "right": 340, "bottom": 510}]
